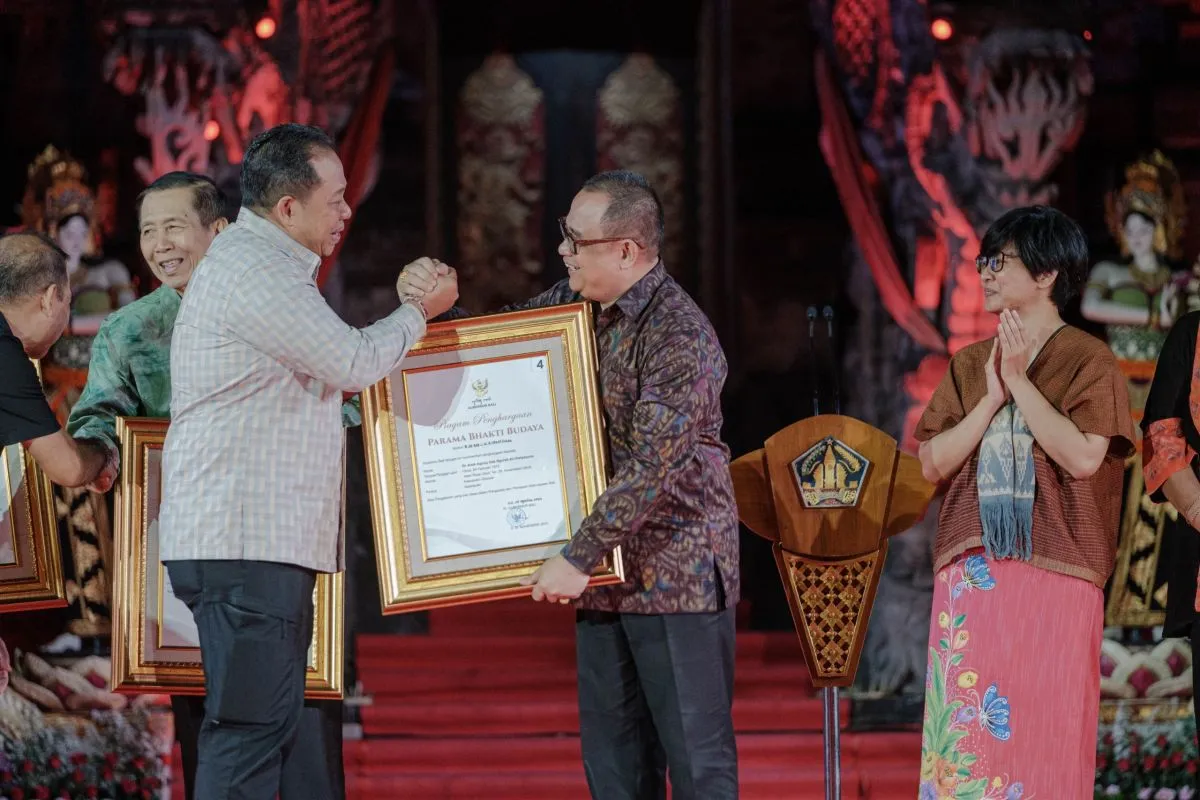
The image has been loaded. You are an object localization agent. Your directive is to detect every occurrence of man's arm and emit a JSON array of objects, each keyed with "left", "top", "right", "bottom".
[
  {"left": 560, "top": 331, "right": 720, "bottom": 574},
  {"left": 66, "top": 322, "right": 141, "bottom": 481},
  {"left": 0, "top": 332, "right": 111, "bottom": 489},
  {"left": 230, "top": 261, "right": 433, "bottom": 394},
  {"left": 26, "top": 431, "right": 110, "bottom": 489}
]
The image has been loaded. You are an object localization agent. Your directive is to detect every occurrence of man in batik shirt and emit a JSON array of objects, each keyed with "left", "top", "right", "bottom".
[
  {"left": 399, "top": 170, "right": 740, "bottom": 800},
  {"left": 67, "top": 172, "right": 347, "bottom": 800}
]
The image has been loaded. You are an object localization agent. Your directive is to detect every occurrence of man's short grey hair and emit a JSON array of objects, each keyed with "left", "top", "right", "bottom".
[
  {"left": 0, "top": 232, "right": 68, "bottom": 304},
  {"left": 581, "top": 170, "right": 665, "bottom": 256}
]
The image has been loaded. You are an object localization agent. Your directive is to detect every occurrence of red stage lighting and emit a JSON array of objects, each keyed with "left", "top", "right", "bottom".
[
  {"left": 255, "top": 15, "right": 276, "bottom": 39},
  {"left": 1083, "top": 30, "right": 1093, "bottom": 41},
  {"left": 203, "top": 121, "right": 221, "bottom": 142},
  {"left": 931, "top": 18, "right": 953, "bottom": 41}
]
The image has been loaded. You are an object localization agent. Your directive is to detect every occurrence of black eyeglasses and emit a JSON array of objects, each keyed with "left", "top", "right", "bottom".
[
  {"left": 558, "top": 217, "right": 643, "bottom": 256},
  {"left": 975, "top": 253, "right": 1017, "bottom": 274}
]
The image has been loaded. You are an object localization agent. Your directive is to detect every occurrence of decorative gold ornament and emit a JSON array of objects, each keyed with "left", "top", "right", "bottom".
[
  {"left": 1104, "top": 150, "right": 1187, "bottom": 261},
  {"left": 20, "top": 145, "right": 100, "bottom": 257}
]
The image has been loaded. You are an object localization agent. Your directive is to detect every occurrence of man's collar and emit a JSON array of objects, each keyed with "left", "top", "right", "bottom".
[
  {"left": 238, "top": 207, "right": 323, "bottom": 277},
  {"left": 609, "top": 262, "right": 666, "bottom": 321}
]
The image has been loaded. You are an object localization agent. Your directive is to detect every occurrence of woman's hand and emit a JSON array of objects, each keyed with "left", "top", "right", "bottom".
[
  {"left": 997, "top": 309, "right": 1033, "bottom": 387},
  {"left": 983, "top": 338, "right": 1008, "bottom": 410}
]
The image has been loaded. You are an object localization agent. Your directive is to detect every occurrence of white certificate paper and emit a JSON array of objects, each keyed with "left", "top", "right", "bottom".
[{"left": 406, "top": 355, "right": 568, "bottom": 559}]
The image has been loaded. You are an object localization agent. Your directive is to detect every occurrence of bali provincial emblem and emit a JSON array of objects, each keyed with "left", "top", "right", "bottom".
[
  {"left": 791, "top": 436, "right": 870, "bottom": 509},
  {"left": 471, "top": 378, "right": 489, "bottom": 399}
]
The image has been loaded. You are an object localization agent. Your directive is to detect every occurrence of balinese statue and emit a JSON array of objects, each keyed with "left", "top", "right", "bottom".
[
  {"left": 22, "top": 146, "right": 136, "bottom": 409},
  {"left": 18, "top": 145, "right": 137, "bottom": 644},
  {"left": 1081, "top": 150, "right": 1195, "bottom": 630}
]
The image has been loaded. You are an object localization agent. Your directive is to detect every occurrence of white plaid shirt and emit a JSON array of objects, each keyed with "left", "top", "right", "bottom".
[{"left": 160, "top": 208, "right": 425, "bottom": 573}]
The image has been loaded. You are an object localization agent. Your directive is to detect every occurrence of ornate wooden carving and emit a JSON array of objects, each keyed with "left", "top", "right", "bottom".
[
  {"left": 455, "top": 54, "right": 546, "bottom": 312},
  {"left": 596, "top": 54, "right": 686, "bottom": 276}
]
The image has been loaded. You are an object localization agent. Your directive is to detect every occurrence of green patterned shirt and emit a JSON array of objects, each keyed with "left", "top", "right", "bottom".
[{"left": 67, "top": 285, "right": 362, "bottom": 464}]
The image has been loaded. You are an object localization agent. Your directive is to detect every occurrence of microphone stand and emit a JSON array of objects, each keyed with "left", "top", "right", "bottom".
[{"left": 818, "top": 303, "right": 842, "bottom": 800}]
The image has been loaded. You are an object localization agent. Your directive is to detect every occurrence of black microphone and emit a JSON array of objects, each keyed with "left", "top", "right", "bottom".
[
  {"left": 806, "top": 306, "right": 821, "bottom": 416},
  {"left": 822, "top": 305, "right": 842, "bottom": 415}
]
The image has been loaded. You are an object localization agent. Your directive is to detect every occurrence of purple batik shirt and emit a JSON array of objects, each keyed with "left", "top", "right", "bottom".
[{"left": 503, "top": 264, "right": 741, "bottom": 614}]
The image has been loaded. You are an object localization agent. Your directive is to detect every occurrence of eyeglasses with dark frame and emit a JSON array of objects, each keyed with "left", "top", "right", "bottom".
[
  {"left": 558, "top": 217, "right": 644, "bottom": 256},
  {"left": 975, "top": 252, "right": 1017, "bottom": 274}
]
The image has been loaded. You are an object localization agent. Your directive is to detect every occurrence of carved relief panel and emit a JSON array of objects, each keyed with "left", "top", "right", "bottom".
[
  {"left": 454, "top": 54, "right": 547, "bottom": 312},
  {"left": 596, "top": 54, "right": 687, "bottom": 278}
]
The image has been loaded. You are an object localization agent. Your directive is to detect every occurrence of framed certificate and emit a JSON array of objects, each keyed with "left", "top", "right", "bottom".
[
  {"left": 0, "top": 442, "right": 67, "bottom": 612},
  {"left": 110, "top": 418, "right": 343, "bottom": 698},
  {"left": 361, "top": 302, "right": 623, "bottom": 613}
]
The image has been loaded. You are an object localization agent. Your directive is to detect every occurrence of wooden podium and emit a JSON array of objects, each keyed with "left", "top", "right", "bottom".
[{"left": 731, "top": 414, "right": 936, "bottom": 799}]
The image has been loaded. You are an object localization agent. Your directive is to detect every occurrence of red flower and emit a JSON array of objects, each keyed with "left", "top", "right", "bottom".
[
  {"left": 73, "top": 768, "right": 85, "bottom": 782},
  {"left": 121, "top": 778, "right": 137, "bottom": 793},
  {"left": 34, "top": 786, "right": 49, "bottom": 800},
  {"left": 1144, "top": 755, "right": 1157, "bottom": 771},
  {"left": 131, "top": 757, "right": 146, "bottom": 771},
  {"left": 86, "top": 788, "right": 98, "bottom": 799},
  {"left": 141, "top": 791, "right": 152, "bottom": 800},
  {"left": 10, "top": 788, "right": 24, "bottom": 800},
  {"left": 1174, "top": 752, "right": 1185, "bottom": 766},
  {"left": 1097, "top": 754, "right": 1108, "bottom": 769},
  {"left": 1158, "top": 734, "right": 1170, "bottom": 748},
  {"left": 70, "top": 753, "right": 87, "bottom": 766},
  {"left": 22, "top": 760, "right": 34, "bottom": 773},
  {"left": 1118, "top": 758, "right": 1131, "bottom": 771},
  {"left": 144, "top": 777, "right": 162, "bottom": 789},
  {"left": 1188, "top": 759, "right": 1199, "bottom": 774},
  {"left": 101, "top": 767, "right": 113, "bottom": 781},
  {"left": 104, "top": 753, "right": 118, "bottom": 767},
  {"left": 48, "top": 755, "right": 61, "bottom": 770},
  {"left": 0, "top": 769, "right": 12, "bottom": 782}
]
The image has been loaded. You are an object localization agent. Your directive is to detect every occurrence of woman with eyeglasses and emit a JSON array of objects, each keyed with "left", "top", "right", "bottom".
[{"left": 913, "top": 205, "right": 1135, "bottom": 797}]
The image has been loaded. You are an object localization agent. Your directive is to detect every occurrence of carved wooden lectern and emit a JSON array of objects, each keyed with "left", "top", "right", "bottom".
[{"left": 731, "top": 414, "right": 936, "bottom": 799}]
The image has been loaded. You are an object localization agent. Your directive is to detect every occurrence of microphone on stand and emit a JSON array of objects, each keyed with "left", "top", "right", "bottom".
[
  {"left": 822, "top": 305, "right": 842, "bottom": 415},
  {"left": 806, "top": 306, "right": 821, "bottom": 417}
]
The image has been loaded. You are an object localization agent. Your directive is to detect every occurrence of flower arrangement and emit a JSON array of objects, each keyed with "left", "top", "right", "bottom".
[
  {"left": 0, "top": 707, "right": 166, "bottom": 800},
  {"left": 1095, "top": 711, "right": 1198, "bottom": 799}
]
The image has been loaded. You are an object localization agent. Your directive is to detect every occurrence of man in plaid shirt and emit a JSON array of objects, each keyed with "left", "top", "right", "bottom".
[{"left": 159, "top": 124, "right": 457, "bottom": 799}]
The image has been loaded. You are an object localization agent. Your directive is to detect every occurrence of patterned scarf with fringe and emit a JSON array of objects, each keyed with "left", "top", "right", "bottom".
[{"left": 976, "top": 402, "right": 1035, "bottom": 561}]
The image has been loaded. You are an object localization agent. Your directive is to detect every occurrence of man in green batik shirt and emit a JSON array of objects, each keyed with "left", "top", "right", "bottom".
[{"left": 67, "top": 172, "right": 349, "bottom": 800}]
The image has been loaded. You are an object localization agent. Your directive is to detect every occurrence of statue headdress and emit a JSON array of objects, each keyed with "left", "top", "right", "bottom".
[
  {"left": 20, "top": 145, "right": 100, "bottom": 257},
  {"left": 1104, "top": 150, "right": 1187, "bottom": 261}
]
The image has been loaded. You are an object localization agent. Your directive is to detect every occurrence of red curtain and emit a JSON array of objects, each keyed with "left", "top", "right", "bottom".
[
  {"left": 316, "top": 46, "right": 396, "bottom": 288},
  {"left": 814, "top": 52, "right": 946, "bottom": 355}
]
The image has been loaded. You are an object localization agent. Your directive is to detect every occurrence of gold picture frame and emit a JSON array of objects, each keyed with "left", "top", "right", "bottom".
[
  {"left": 110, "top": 418, "right": 343, "bottom": 698},
  {"left": 0, "top": 442, "right": 67, "bottom": 612},
  {"left": 361, "top": 302, "right": 623, "bottom": 613}
]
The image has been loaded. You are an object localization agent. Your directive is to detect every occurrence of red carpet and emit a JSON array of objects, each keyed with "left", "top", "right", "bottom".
[
  {"left": 166, "top": 599, "right": 920, "bottom": 797},
  {"left": 349, "top": 600, "right": 921, "bottom": 799}
]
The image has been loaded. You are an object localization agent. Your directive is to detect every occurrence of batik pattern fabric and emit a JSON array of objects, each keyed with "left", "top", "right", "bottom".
[
  {"left": 498, "top": 263, "right": 740, "bottom": 614},
  {"left": 921, "top": 553, "right": 1102, "bottom": 799}
]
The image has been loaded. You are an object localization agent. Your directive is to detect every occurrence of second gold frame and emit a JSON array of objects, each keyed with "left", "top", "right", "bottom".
[{"left": 110, "top": 418, "right": 343, "bottom": 698}]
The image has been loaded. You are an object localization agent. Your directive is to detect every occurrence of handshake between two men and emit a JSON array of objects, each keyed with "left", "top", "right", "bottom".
[{"left": 397, "top": 257, "right": 458, "bottom": 319}]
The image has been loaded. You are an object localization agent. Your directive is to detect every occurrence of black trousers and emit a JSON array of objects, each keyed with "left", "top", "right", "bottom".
[
  {"left": 575, "top": 608, "right": 739, "bottom": 800},
  {"left": 166, "top": 559, "right": 340, "bottom": 800},
  {"left": 170, "top": 695, "right": 344, "bottom": 800}
]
